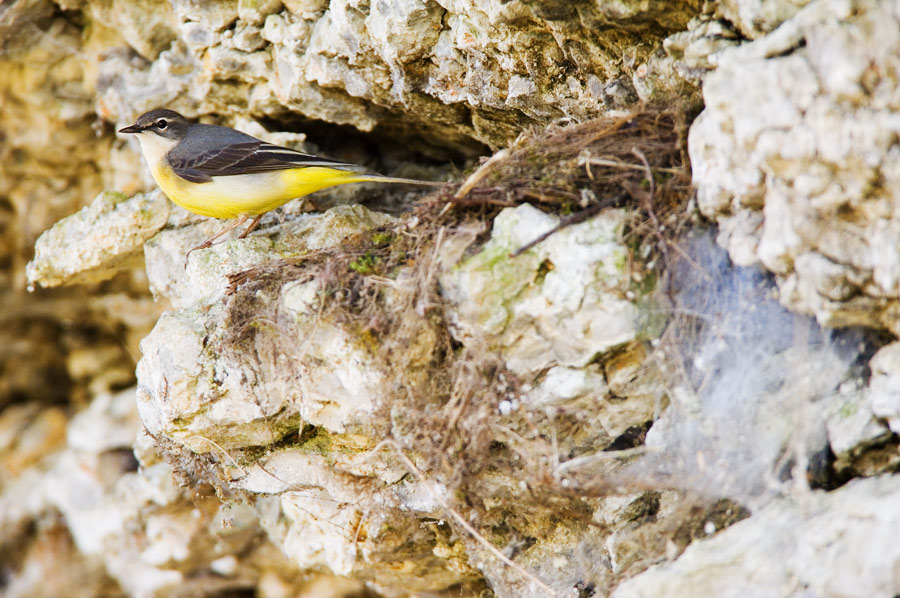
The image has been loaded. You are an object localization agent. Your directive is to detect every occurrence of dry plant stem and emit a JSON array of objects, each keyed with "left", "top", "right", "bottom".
[
  {"left": 186, "top": 435, "right": 247, "bottom": 476},
  {"left": 448, "top": 192, "right": 517, "bottom": 207},
  {"left": 631, "top": 146, "right": 672, "bottom": 269},
  {"left": 370, "top": 439, "right": 563, "bottom": 598},
  {"left": 509, "top": 193, "right": 626, "bottom": 257},
  {"left": 583, "top": 157, "right": 684, "bottom": 175},
  {"left": 454, "top": 148, "right": 511, "bottom": 200}
]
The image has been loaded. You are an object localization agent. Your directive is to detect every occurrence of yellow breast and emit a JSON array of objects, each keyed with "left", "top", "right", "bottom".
[{"left": 150, "top": 163, "right": 373, "bottom": 220}]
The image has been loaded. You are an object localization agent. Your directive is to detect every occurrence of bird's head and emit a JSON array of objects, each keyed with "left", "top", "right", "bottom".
[{"left": 119, "top": 109, "right": 192, "bottom": 141}]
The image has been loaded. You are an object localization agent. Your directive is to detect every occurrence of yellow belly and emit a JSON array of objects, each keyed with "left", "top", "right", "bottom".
[{"left": 151, "top": 163, "right": 375, "bottom": 219}]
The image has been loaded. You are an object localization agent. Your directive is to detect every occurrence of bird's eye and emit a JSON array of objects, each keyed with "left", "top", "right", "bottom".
[{"left": 156, "top": 119, "right": 168, "bottom": 129}]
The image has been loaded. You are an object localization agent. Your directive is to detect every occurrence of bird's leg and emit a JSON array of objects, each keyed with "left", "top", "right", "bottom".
[
  {"left": 185, "top": 214, "right": 251, "bottom": 263},
  {"left": 237, "top": 213, "right": 265, "bottom": 239}
]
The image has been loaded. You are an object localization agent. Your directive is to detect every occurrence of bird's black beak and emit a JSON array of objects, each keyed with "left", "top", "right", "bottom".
[{"left": 119, "top": 123, "right": 142, "bottom": 134}]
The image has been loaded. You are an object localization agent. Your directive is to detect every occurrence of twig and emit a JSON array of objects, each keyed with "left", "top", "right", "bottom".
[
  {"left": 581, "top": 157, "right": 684, "bottom": 175},
  {"left": 448, "top": 192, "right": 518, "bottom": 207},
  {"left": 631, "top": 147, "right": 671, "bottom": 270},
  {"left": 454, "top": 149, "right": 510, "bottom": 200},
  {"left": 187, "top": 435, "right": 247, "bottom": 475}
]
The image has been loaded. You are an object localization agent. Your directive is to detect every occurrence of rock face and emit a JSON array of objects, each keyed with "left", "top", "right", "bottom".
[
  {"left": 96, "top": 0, "right": 703, "bottom": 150},
  {"left": 690, "top": 0, "right": 900, "bottom": 334},
  {"left": 442, "top": 204, "right": 638, "bottom": 375},
  {"left": 613, "top": 474, "right": 900, "bottom": 598},
  {"left": 130, "top": 201, "right": 670, "bottom": 596},
  {"left": 7, "top": 0, "right": 900, "bottom": 597}
]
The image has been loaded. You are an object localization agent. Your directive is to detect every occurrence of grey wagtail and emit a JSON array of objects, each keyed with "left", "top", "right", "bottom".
[{"left": 119, "top": 109, "right": 440, "bottom": 256}]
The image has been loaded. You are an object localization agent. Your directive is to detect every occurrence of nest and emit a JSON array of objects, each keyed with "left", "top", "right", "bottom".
[
  {"left": 219, "top": 107, "right": 693, "bottom": 478},
  {"left": 206, "top": 108, "right": 698, "bottom": 592}
]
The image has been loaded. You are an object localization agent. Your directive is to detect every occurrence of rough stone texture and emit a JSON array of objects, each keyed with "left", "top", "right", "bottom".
[
  {"left": 0, "top": 387, "right": 374, "bottom": 598},
  {"left": 93, "top": 0, "right": 703, "bottom": 154},
  {"left": 131, "top": 201, "right": 668, "bottom": 596},
  {"left": 442, "top": 204, "right": 638, "bottom": 376},
  {"left": 136, "top": 205, "right": 398, "bottom": 453},
  {"left": 27, "top": 191, "right": 169, "bottom": 289},
  {"left": 613, "top": 475, "right": 900, "bottom": 598},
  {"left": 824, "top": 383, "right": 892, "bottom": 462},
  {"left": 868, "top": 342, "right": 900, "bottom": 434},
  {"left": 0, "top": 0, "right": 703, "bottom": 290},
  {"left": 690, "top": 0, "right": 900, "bottom": 334},
  {"left": 718, "top": 0, "right": 812, "bottom": 38}
]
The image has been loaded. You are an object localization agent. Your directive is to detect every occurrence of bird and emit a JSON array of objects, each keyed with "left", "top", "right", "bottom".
[{"left": 119, "top": 108, "right": 441, "bottom": 257}]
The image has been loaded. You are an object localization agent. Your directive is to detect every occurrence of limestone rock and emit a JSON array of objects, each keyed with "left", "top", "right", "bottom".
[
  {"left": 613, "top": 475, "right": 900, "bottom": 598},
  {"left": 0, "top": 385, "right": 334, "bottom": 598},
  {"left": 136, "top": 205, "right": 401, "bottom": 455},
  {"left": 868, "top": 342, "right": 900, "bottom": 435},
  {"left": 719, "top": 0, "right": 812, "bottom": 38},
  {"left": 689, "top": 0, "right": 900, "bottom": 334},
  {"left": 86, "top": 0, "right": 178, "bottom": 60},
  {"left": 12, "top": 0, "right": 900, "bottom": 595},
  {"left": 134, "top": 201, "right": 495, "bottom": 592},
  {"left": 89, "top": 0, "right": 703, "bottom": 152},
  {"left": 824, "top": 383, "right": 891, "bottom": 461},
  {"left": 441, "top": 203, "right": 638, "bottom": 376},
  {"left": 634, "top": 14, "right": 742, "bottom": 104},
  {"left": 26, "top": 191, "right": 169, "bottom": 289}
]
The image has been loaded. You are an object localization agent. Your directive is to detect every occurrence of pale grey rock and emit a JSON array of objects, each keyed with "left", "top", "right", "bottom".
[
  {"left": 868, "top": 342, "right": 900, "bottom": 434},
  {"left": 179, "top": 20, "right": 217, "bottom": 50},
  {"left": 513, "top": 361, "right": 658, "bottom": 461},
  {"left": 170, "top": 0, "right": 239, "bottom": 31},
  {"left": 137, "top": 205, "right": 398, "bottom": 454},
  {"left": 824, "top": 384, "right": 891, "bottom": 459},
  {"left": 238, "top": 0, "right": 284, "bottom": 25},
  {"left": 689, "top": 0, "right": 900, "bottom": 333},
  {"left": 0, "top": 385, "right": 320, "bottom": 598},
  {"left": 91, "top": 0, "right": 700, "bottom": 150},
  {"left": 135, "top": 305, "right": 299, "bottom": 453},
  {"left": 634, "top": 16, "right": 742, "bottom": 103},
  {"left": 281, "top": 0, "right": 328, "bottom": 17},
  {"left": 441, "top": 203, "right": 638, "bottom": 376},
  {"left": 144, "top": 204, "right": 393, "bottom": 309},
  {"left": 719, "top": 0, "right": 813, "bottom": 38},
  {"left": 261, "top": 487, "right": 472, "bottom": 591},
  {"left": 613, "top": 475, "right": 900, "bottom": 598},
  {"left": 26, "top": 191, "right": 170, "bottom": 289},
  {"left": 241, "top": 449, "right": 456, "bottom": 589},
  {"left": 66, "top": 388, "right": 142, "bottom": 454},
  {"left": 232, "top": 23, "right": 267, "bottom": 52},
  {"left": 86, "top": 0, "right": 178, "bottom": 60}
]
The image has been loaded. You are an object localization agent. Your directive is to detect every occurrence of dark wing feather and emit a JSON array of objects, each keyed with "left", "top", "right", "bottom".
[{"left": 166, "top": 124, "right": 362, "bottom": 181}]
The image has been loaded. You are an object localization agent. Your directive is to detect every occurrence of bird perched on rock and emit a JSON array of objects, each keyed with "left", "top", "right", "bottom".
[{"left": 119, "top": 109, "right": 439, "bottom": 257}]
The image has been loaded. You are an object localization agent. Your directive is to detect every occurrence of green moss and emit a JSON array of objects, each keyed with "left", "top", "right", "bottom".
[
  {"left": 612, "top": 249, "right": 628, "bottom": 272},
  {"left": 372, "top": 231, "right": 393, "bottom": 245},
  {"left": 298, "top": 427, "right": 334, "bottom": 456},
  {"left": 350, "top": 251, "right": 379, "bottom": 274},
  {"left": 839, "top": 401, "right": 858, "bottom": 418},
  {"left": 634, "top": 269, "right": 657, "bottom": 295},
  {"left": 102, "top": 190, "right": 130, "bottom": 205}
]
